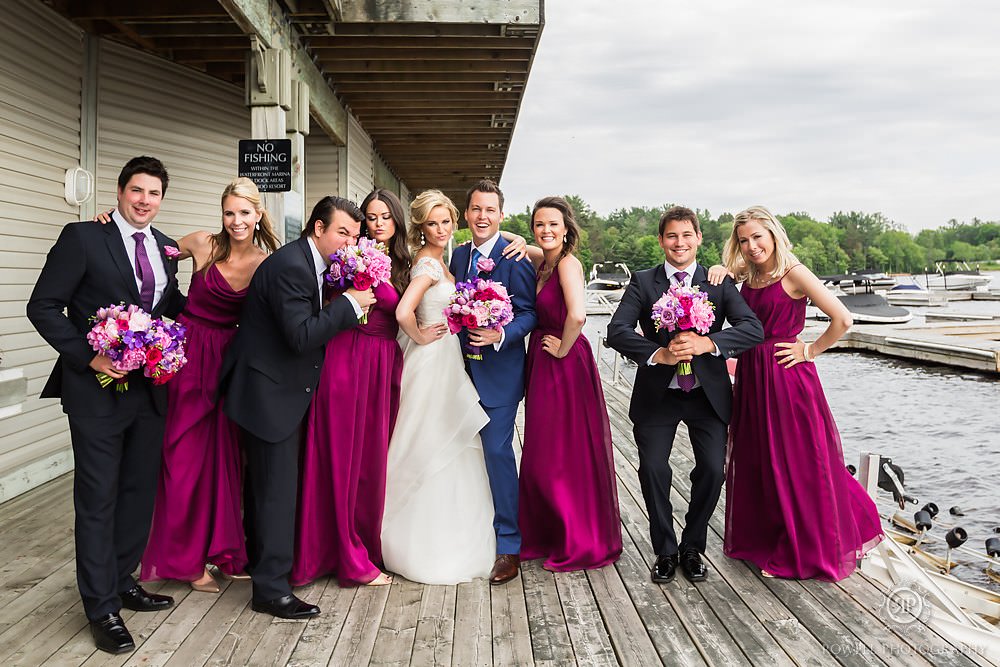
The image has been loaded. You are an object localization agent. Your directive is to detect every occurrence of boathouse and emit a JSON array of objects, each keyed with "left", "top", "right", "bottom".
[{"left": 0, "top": 0, "right": 544, "bottom": 501}]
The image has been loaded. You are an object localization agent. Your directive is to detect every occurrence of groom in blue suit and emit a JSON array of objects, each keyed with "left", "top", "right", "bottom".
[{"left": 450, "top": 179, "right": 537, "bottom": 584}]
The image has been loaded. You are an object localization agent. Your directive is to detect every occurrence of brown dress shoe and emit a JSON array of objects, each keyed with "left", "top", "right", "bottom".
[{"left": 489, "top": 554, "right": 520, "bottom": 585}]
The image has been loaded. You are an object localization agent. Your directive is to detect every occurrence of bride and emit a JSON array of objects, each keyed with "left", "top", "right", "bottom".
[{"left": 380, "top": 189, "right": 496, "bottom": 584}]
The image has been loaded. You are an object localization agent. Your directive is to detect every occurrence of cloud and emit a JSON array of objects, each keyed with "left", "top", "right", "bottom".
[{"left": 501, "top": 0, "right": 1000, "bottom": 229}]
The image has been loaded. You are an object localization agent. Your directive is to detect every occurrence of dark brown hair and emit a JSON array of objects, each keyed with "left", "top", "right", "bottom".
[
  {"left": 532, "top": 196, "right": 581, "bottom": 283},
  {"left": 301, "top": 196, "right": 364, "bottom": 239},
  {"left": 117, "top": 156, "right": 169, "bottom": 196},
  {"left": 464, "top": 179, "right": 504, "bottom": 212},
  {"left": 360, "top": 189, "right": 411, "bottom": 293},
  {"left": 658, "top": 206, "right": 700, "bottom": 236}
]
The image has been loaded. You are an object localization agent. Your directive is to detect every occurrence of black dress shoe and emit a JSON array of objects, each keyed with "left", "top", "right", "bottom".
[
  {"left": 252, "top": 594, "right": 321, "bottom": 619},
  {"left": 680, "top": 550, "right": 708, "bottom": 582},
  {"left": 120, "top": 584, "right": 174, "bottom": 612},
  {"left": 651, "top": 554, "right": 678, "bottom": 583},
  {"left": 90, "top": 613, "right": 135, "bottom": 654}
]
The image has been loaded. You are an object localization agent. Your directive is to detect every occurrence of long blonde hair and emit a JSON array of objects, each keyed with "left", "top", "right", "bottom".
[
  {"left": 723, "top": 205, "right": 797, "bottom": 283},
  {"left": 205, "top": 177, "right": 279, "bottom": 272},
  {"left": 408, "top": 189, "right": 458, "bottom": 252}
]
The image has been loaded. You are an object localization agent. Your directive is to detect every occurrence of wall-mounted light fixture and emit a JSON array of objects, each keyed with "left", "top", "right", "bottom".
[{"left": 64, "top": 166, "right": 94, "bottom": 206}]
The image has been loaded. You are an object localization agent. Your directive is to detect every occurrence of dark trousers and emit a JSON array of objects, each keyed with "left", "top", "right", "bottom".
[
  {"left": 632, "top": 387, "right": 727, "bottom": 556},
  {"left": 242, "top": 430, "right": 299, "bottom": 602},
  {"left": 67, "top": 387, "right": 164, "bottom": 620}
]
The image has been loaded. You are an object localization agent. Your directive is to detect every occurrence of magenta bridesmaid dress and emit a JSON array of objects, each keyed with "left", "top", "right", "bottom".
[
  {"left": 724, "top": 278, "right": 883, "bottom": 581},
  {"left": 519, "top": 263, "right": 622, "bottom": 571},
  {"left": 291, "top": 280, "right": 402, "bottom": 586},
  {"left": 140, "top": 264, "right": 248, "bottom": 581}
]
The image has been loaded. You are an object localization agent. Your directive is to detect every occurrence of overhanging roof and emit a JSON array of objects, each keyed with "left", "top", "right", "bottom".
[{"left": 45, "top": 0, "right": 544, "bottom": 207}]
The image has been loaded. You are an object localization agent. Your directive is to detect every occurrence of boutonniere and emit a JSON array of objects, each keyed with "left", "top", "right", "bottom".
[
  {"left": 163, "top": 246, "right": 181, "bottom": 259},
  {"left": 476, "top": 257, "right": 496, "bottom": 274}
]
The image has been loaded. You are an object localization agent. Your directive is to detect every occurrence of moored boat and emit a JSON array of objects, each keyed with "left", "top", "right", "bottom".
[
  {"left": 816, "top": 274, "right": 913, "bottom": 324},
  {"left": 919, "top": 260, "right": 993, "bottom": 291}
]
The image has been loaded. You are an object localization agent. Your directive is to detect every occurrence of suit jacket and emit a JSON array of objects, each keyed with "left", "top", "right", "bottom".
[
  {"left": 449, "top": 237, "right": 537, "bottom": 408},
  {"left": 26, "top": 221, "right": 185, "bottom": 416},
  {"left": 607, "top": 263, "right": 763, "bottom": 425},
  {"left": 218, "top": 236, "right": 358, "bottom": 443}
]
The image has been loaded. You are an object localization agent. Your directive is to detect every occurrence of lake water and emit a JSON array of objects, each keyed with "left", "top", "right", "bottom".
[{"left": 584, "top": 270, "right": 999, "bottom": 589}]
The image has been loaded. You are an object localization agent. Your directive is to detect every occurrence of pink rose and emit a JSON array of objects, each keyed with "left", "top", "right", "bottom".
[
  {"left": 163, "top": 245, "right": 181, "bottom": 259},
  {"left": 476, "top": 257, "right": 495, "bottom": 274},
  {"left": 353, "top": 273, "right": 373, "bottom": 290}
]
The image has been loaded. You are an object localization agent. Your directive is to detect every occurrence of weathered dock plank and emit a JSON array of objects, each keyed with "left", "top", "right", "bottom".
[
  {"left": 409, "top": 584, "right": 456, "bottom": 666},
  {"left": 0, "top": 362, "right": 994, "bottom": 666},
  {"left": 452, "top": 577, "right": 492, "bottom": 667},
  {"left": 370, "top": 577, "right": 422, "bottom": 666}
]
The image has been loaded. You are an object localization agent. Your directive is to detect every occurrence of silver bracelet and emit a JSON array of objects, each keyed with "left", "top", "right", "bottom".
[{"left": 803, "top": 342, "right": 815, "bottom": 362}]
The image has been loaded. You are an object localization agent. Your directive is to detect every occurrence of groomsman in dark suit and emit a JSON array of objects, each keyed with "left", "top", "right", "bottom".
[
  {"left": 27, "top": 156, "right": 186, "bottom": 654},
  {"left": 218, "top": 196, "right": 374, "bottom": 619},
  {"left": 607, "top": 206, "right": 763, "bottom": 584}
]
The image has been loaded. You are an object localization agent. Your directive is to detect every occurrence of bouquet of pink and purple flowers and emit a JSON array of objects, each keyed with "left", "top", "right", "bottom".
[
  {"left": 326, "top": 237, "right": 392, "bottom": 323},
  {"left": 443, "top": 278, "right": 514, "bottom": 360},
  {"left": 86, "top": 304, "right": 188, "bottom": 391},
  {"left": 651, "top": 284, "right": 716, "bottom": 392}
]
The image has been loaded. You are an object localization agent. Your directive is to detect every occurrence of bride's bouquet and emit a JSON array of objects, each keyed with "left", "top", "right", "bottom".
[
  {"left": 327, "top": 237, "right": 392, "bottom": 324},
  {"left": 443, "top": 278, "right": 514, "bottom": 360},
  {"left": 651, "top": 284, "right": 715, "bottom": 392},
  {"left": 86, "top": 304, "right": 188, "bottom": 391}
]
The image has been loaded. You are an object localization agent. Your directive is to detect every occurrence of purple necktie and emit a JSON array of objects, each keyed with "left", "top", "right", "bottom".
[
  {"left": 674, "top": 270, "right": 688, "bottom": 286},
  {"left": 132, "top": 231, "right": 155, "bottom": 311}
]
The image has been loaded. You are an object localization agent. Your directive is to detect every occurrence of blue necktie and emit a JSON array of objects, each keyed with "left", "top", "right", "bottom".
[{"left": 471, "top": 247, "right": 483, "bottom": 276}]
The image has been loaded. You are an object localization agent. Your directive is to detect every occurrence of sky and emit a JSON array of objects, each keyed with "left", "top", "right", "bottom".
[{"left": 500, "top": 0, "right": 1000, "bottom": 232}]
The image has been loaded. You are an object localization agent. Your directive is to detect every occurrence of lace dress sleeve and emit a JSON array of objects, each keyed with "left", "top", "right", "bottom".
[{"left": 410, "top": 256, "right": 443, "bottom": 282}]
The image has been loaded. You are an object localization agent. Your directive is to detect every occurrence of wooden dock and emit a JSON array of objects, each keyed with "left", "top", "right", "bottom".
[{"left": 0, "top": 369, "right": 996, "bottom": 666}]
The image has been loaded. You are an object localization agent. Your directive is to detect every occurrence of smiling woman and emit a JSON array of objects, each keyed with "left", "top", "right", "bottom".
[{"left": 140, "top": 177, "right": 279, "bottom": 594}]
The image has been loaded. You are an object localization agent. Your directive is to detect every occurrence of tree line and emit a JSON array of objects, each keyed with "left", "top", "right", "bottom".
[{"left": 456, "top": 197, "right": 1000, "bottom": 276}]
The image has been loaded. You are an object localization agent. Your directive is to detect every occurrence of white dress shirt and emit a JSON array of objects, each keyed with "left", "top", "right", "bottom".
[
  {"left": 308, "top": 237, "right": 362, "bottom": 318},
  {"left": 113, "top": 210, "right": 167, "bottom": 309}
]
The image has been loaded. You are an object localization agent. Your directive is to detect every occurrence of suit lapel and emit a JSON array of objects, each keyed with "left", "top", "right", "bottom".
[
  {"left": 455, "top": 244, "right": 469, "bottom": 282},
  {"left": 691, "top": 263, "right": 708, "bottom": 287},
  {"left": 297, "top": 237, "right": 321, "bottom": 311},
  {"left": 488, "top": 236, "right": 506, "bottom": 265},
  {"left": 105, "top": 224, "right": 143, "bottom": 306},
  {"left": 652, "top": 263, "right": 670, "bottom": 297},
  {"left": 650, "top": 264, "right": 674, "bottom": 344}
]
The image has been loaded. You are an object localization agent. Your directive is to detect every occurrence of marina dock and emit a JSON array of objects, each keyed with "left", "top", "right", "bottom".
[
  {"left": 803, "top": 320, "right": 1000, "bottom": 374},
  {"left": 0, "top": 366, "right": 995, "bottom": 666}
]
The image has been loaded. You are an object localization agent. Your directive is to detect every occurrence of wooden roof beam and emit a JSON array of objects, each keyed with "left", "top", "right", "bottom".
[
  {"left": 218, "top": 0, "right": 349, "bottom": 144},
  {"left": 337, "top": 1, "right": 540, "bottom": 25}
]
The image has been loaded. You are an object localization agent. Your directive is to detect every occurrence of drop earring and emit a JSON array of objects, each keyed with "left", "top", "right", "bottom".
[
  {"left": 255, "top": 222, "right": 260, "bottom": 231},
  {"left": 420, "top": 233, "right": 426, "bottom": 246}
]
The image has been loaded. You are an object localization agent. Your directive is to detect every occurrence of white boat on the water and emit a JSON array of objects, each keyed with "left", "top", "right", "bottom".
[
  {"left": 919, "top": 260, "right": 993, "bottom": 291},
  {"left": 585, "top": 262, "right": 631, "bottom": 314},
  {"left": 586, "top": 262, "right": 631, "bottom": 296},
  {"left": 886, "top": 277, "right": 950, "bottom": 306},
  {"left": 816, "top": 275, "right": 913, "bottom": 324},
  {"left": 857, "top": 453, "right": 1000, "bottom": 661}
]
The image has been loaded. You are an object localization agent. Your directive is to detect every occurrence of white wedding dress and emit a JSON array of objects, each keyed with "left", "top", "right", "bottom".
[{"left": 381, "top": 257, "right": 496, "bottom": 584}]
